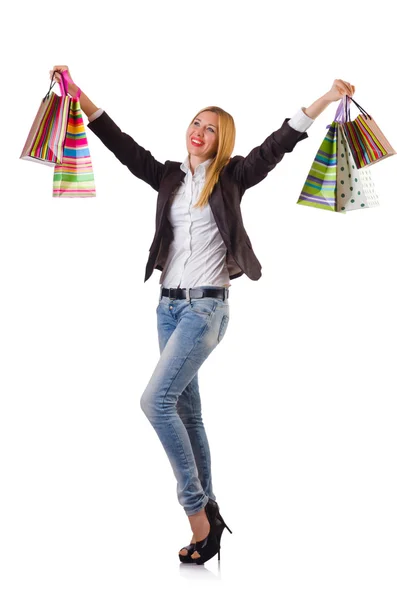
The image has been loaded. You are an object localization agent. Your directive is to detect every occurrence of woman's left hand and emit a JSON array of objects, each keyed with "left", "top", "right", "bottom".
[{"left": 325, "top": 79, "right": 356, "bottom": 102}]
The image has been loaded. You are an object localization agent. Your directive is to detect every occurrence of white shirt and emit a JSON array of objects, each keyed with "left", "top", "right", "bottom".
[{"left": 88, "top": 107, "right": 314, "bottom": 289}]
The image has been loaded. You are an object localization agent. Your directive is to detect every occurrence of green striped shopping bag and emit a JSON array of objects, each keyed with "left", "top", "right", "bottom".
[
  {"left": 53, "top": 73, "right": 96, "bottom": 198},
  {"left": 297, "top": 98, "right": 353, "bottom": 212},
  {"left": 296, "top": 120, "right": 338, "bottom": 211}
]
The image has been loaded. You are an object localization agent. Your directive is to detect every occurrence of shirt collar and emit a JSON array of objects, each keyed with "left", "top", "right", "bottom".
[{"left": 180, "top": 155, "right": 215, "bottom": 179}]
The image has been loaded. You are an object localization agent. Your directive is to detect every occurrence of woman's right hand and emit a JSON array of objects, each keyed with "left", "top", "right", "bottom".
[{"left": 49, "top": 65, "right": 78, "bottom": 96}]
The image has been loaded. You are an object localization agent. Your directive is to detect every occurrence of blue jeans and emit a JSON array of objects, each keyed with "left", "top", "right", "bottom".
[{"left": 140, "top": 287, "right": 230, "bottom": 516}]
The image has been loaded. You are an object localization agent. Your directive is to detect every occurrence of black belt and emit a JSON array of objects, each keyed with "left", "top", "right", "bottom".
[{"left": 161, "top": 287, "right": 229, "bottom": 300}]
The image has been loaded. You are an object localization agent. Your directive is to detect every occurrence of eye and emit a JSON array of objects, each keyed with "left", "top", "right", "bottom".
[{"left": 193, "top": 121, "right": 215, "bottom": 133}]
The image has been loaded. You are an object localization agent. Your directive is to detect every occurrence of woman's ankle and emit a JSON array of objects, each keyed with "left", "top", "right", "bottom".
[{"left": 188, "top": 509, "right": 210, "bottom": 541}]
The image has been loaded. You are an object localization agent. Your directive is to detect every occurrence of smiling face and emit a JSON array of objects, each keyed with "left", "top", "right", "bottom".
[{"left": 186, "top": 110, "right": 219, "bottom": 165}]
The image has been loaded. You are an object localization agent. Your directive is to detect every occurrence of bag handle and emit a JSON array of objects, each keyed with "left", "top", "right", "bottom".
[
  {"left": 344, "top": 95, "right": 350, "bottom": 122},
  {"left": 333, "top": 95, "right": 351, "bottom": 124},
  {"left": 42, "top": 70, "right": 66, "bottom": 102},
  {"left": 328, "top": 95, "right": 372, "bottom": 128},
  {"left": 42, "top": 70, "right": 80, "bottom": 102},
  {"left": 346, "top": 96, "right": 372, "bottom": 120}
]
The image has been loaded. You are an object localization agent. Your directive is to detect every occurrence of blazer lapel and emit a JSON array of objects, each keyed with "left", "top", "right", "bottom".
[
  {"left": 156, "top": 166, "right": 186, "bottom": 229},
  {"left": 208, "top": 178, "right": 231, "bottom": 244}
]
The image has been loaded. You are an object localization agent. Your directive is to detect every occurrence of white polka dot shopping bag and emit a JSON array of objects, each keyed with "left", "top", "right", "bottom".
[{"left": 336, "top": 124, "right": 379, "bottom": 212}]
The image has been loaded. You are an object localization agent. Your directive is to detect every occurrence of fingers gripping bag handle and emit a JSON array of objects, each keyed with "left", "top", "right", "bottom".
[{"left": 56, "top": 69, "right": 82, "bottom": 100}]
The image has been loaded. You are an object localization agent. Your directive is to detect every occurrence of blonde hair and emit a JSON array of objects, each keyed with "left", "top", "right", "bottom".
[{"left": 189, "top": 106, "right": 236, "bottom": 209}]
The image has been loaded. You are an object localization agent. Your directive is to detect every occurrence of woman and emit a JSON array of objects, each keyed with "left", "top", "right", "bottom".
[{"left": 50, "top": 66, "right": 355, "bottom": 565}]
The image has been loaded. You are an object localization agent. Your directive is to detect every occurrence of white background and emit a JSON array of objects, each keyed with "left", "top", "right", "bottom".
[{"left": 2, "top": 0, "right": 396, "bottom": 598}]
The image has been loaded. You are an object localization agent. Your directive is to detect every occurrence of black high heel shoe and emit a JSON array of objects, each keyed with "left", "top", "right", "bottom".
[
  {"left": 179, "top": 498, "right": 220, "bottom": 564},
  {"left": 192, "top": 498, "right": 233, "bottom": 565},
  {"left": 179, "top": 499, "right": 233, "bottom": 564}
]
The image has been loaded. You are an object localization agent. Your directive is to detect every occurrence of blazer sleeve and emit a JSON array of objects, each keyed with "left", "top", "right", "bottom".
[
  {"left": 86, "top": 111, "right": 165, "bottom": 192},
  {"left": 231, "top": 118, "right": 309, "bottom": 192}
]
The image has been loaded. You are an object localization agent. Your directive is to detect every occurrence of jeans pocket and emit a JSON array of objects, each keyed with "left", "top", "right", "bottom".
[
  {"left": 217, "top": 314, "right": 229, "bottom": 343},
  {"left": 189, "top": 298, "right": 216, "bottom": 316}
]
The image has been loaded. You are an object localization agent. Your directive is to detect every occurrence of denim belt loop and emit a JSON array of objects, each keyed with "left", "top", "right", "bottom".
[
  {"left": 159, "top": 285, "right": 163, "bottom": 302},
  {"left": 186, "top": 287, "right": 190, "bottom": 303}
]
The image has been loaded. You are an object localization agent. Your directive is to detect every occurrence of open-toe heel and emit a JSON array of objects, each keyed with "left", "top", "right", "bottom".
[
  {"left": 179, "top": 498, "right": 233, "bottom": 565},
  {"left": 178, "top": 542, "right": 196, "bottom": 564}
]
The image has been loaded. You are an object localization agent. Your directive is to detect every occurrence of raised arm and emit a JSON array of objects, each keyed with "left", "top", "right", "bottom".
[
  {"left": 231, "top": 79, "right": 356, "bottom": 192},
  {"left": 232, "top": 108, "right": 312, "bottom": 192},
  {"left": 85, "top": 108, "right": 166, "bottom": 192}
]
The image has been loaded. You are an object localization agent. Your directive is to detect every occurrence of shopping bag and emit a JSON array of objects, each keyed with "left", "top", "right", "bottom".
[
  {"left": 53, "top": 72, "right": 96, "bottom": 198},
  {"left": 341, "top": 97, "right": 396, "bottom": 169},
  {"left": 296, "top": 99, "right": 345, "bottom": 212},
  {"left": 20, "top": 72, "right": 70, "bottom": 166},
  {"left": 336, "top": 122, "right": 380, "bottom": 212}
]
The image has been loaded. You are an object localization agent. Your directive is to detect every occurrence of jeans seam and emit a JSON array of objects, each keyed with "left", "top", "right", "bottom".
[
  {"left": 161, "top": 310, "right": 215, "bottom": 409},
  {"left": 178, "top": 385, "right": 209, "bottom": 485},
  {"left": 168, "top": 421, "right": 191, "bottom": 474}
]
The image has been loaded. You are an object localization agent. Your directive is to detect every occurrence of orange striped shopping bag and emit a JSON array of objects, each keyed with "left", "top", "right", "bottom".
[
  {"left": 53, "top": 73, "right": 96, "bottom": 197},
  {"left": 20, "top": 73, "right": 70, "bottom": 166},
  {"left": 342, "top": 97, "right": 396, "bottom": 169}
]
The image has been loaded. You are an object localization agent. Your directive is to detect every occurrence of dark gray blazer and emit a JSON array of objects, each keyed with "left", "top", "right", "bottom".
[{"left": 87, "top": 112, "right": 309, "bottom": 283}]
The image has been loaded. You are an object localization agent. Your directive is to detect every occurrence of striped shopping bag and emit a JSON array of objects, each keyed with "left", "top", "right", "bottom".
[
  {"left": 53, "top": 80, "right": 96, "bottom": 198},
  {"left": 296, "top": 112, "right": 340, "bottom": 212},
  {"left": 20, "top": 73, "right": 70, "bottom": 166},
  {"left": 342, "top": 97, "right": 396, "bottom": 169}
]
